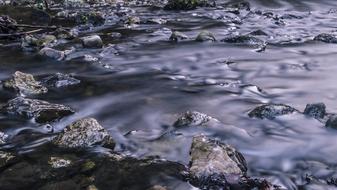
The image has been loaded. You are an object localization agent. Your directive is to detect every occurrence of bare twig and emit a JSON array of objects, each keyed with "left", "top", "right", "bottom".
[
  {"left": 14, "top": 24, "right": 70, "bottom": 30},
  {"left": 0, "top": 29, "right": 44, "bottom": 38}
]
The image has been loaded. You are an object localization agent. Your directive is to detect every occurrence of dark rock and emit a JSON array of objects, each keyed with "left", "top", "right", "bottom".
[
  {"left": 2, "top": 71, "right": 48, "bottom": 96},
  {"left": 38, "top": 180, "right": 81, "bottom": 190},
  {"left": 325, "top": 114, "right": 337, "bottom": 129},
  {"left": 222, "top": 35, "right": 265, "bottom": 46},
  {"left": 169, "top": 31, "right": 188, "bottom": 42},
  {"left": 249, "top": 29, "right": 268, "bottom": 36},
  {"left": 304, "top": 103, "right": 326, "bottom": 119},
  {"left": 41, "top": 73, "right": 80, "bottom": 88},
  {"left": 173, "top": 111, "right": 219, "bottom": 128},
  {"left": 189, "top": 135, "right": 247, "bottom": 189},
  {"left": 0, "top": 151, "right": 16, "bottom": 169},
  {"left": 1, "top": 97, "right": 74, "bottom": 123},
  {"left": 0, "top": 15, "right": 17, "bottom": 34},
  {"left": 195, "top": 30, "right": 216, "bottom": 42},
  {"left": 81, "top": 35, "right": 103, "bottom": 48},
  {"left": 164, "top": 0, "right": 215, "bottom": 10},
  {"left": 224, "top": 1, "right": 250, "bottom": 11},
  {"left": 314, "top": 33, "right": 337, "bottom": 43},
  {"left": 248, "top": 104, "right": 298, "bottom": 120},
  {"left": 52, "top": 118, "right": 115, "bottom": 149}
]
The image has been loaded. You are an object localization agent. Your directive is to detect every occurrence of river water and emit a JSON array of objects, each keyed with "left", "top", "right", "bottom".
[{"left": 1, "top": 0, "right": 337, "bottom": 189}]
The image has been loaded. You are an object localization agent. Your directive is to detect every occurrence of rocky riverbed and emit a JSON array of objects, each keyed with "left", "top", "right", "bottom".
[{"left": 1, "top": 0, "right": 337, "bottom": 189}]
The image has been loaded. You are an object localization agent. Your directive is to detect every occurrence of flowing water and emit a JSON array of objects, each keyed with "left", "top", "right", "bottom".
[{"left": 1, "top": 0, "right": 337, "bottom": 189}]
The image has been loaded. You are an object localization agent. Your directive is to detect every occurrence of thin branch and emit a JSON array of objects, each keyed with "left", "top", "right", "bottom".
[{"left": 0, "top": 29, "right": 44, "bottom": 38}]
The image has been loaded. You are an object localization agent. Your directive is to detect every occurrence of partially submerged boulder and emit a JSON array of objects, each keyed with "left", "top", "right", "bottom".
[
  {"left": 248, "top": 104, "right": 298, "bottom": 119},
  {"left": 52, "top": 118, "right": 115, "bottom": 149},
  {"left": 169, "top": 31, "right": 188, "bottom": 42},
  {"left": 325, "top": 114, "right": 337, "bottom": 129},
  {"left": 173, "top": 111, "right": 219, "bottom": 128},
  {"left": 2, "top": 71, "right": 48, "bottom": 96},
  {"left": 39, "top": 47, "right": 66, "bottom": 61},
  {"left": 1, "top": 97, "right": 74, "bottom": 123},
  {"left": 313, "top": 33, "right": 337, "bottom": 43},
  {"left": 81, "top": 35, "right": 103, "bottom": 48},
  {"left": 41, "top": 73, "right": 80, "bottom": 88},
  {"left": 195, "top": 30, "right": 216, "bottom": 42},
  {"left": 304, "top": 103, "right": 326, "bottom": 119},
  {"left": 164, "top": 0, "right": 215, "bottom": 10},
  {"left": 189, "top": 135, "right": 247, "bottom": 188}
]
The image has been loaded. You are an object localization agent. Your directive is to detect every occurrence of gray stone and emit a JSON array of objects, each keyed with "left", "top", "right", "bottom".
[
  {"left": 21, "top": 34, "right": 56, "bottom": 51},
  {"left": 325, "top": 114, "right": 337, "bottom": 129},
  {"left": 2, "top": 71, "right": 48, "bottom": 96},
  {"left": 2, "top": 97, "right": 74, "bottom": 123},
  {"left": 39, "top": 47, "right": 65, "bottom": 61},
  {"left": 189, "top": 135, "right": 247, "bottom": 188},
  {"left": 81, "top": 35, "right": 103, "bottom": 48},
  {"left": 0, "top": 131, "right": 8, "bottom": 144},
  {"left": 169, "top": 31, "right": 188, "bottom": 42},
  {"left": 304, "top": 103, "right": 326, "bottom": 119},
  {"left": 314, "top": 33, "right": 337, "bottom": 43},
  {"left": 248, "top": 104, "right": 298, "bottom": 120},
  {"left": 173, "top": 111, "right": 218, "bottom": 128},
  {"left": 52, "top": 118, "right": 115, "bottom": 149},
  {"left": 41, "top": 73, "right": 80, "bottom": 88},
  {"left": 195, "top": 30, "right": 216, "bottom": 42}
]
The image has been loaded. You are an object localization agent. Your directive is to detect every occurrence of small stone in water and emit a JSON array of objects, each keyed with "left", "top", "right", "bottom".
[
  {"left": 39, "top": 47, "right": 65, "bottom": 61},
  {"left": 195, "top": 30, "right": 216, "bottom": 42},
  {"left": 0, "top": 131, "right": 8, "bottom": 144},
  {"left": 41, "top": 73, "right": 80, "bottom": 88},
  {"left": 169, "top": 31, "right": 188, "bottom": 42},
  {"left": 48, "top": 157, "right": 72, "bottom": 168},
  {"left": 52, "top": 118, "right": 115, "bottom": 149},
  {"left": 1, "top": 97, "right": 74, "bottom": 123},
  {"left": 248, "top": 104, "right": 297, "bottom": 119},
  {"left": 304, "top": 103, "right": 326, "bottom": 119},
  {"left": 2, "top": 71, "right": 48, "bottom": 96},
  {"left": 81, "top": 35, "right": 103, "bottom": 48},
  {"left": 314, "top": 33, "right": 337, "bottom": 43},
  {"left": 173, "top": 111, "right": 218, "bottom": 127}
]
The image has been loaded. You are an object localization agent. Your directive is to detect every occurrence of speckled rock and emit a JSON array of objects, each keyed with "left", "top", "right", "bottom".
[
  {"left": 0, "top": 131, "right": 9, "bottom": 144},
  {"left": 1, "top": 97, "right": 74, "bottom": 123},
  {"left": 248, "top": 104, "right": 298, "bottom": 119},
  {"left": 164, "top": 0, "right": 215, "bottom": 10},
  {"left": 314, "top": 33, "right": 337, "bottom": 43},
  {"left": 81, "top": 35, "right": 103, "bottom": 48},
  {"left": 52, "top": 118, "right": 115, "bottom": 149},
  {"left": 41, "top": 73, "right": 80, "bottom": 88},
  {"left": 325, "top": 114, "right": 337, "bottom": 129},
  {"left": 222, "top": 35, "right": 265, "bottom": 47},
  {"left": 2, "top": 71, "right": 48, "bottom": 96},
  {"left": 169, "top": 31, "right": 188, "bottom": 42},
  {"left": 304, "top": 103, "right": 326, "bottom": 119},
  {"left": 48, "top": 157, "right": 72, "bottom": 169},
  {"left": 189, "top": 135, "right": 247, "bottom": 188},
  {"left": 173, "top": 111, "right": 219, "bottom": 128},
  {"left": 0, "top": 151, "right": 16, "bottom": 169},
  {"left": 195, "top": 30, "right": 216, "bottom": 42}
]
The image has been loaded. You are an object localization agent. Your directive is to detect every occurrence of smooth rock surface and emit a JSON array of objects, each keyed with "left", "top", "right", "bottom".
[{"left": 81, "top": 35, "right": 103, "bottom": 48}]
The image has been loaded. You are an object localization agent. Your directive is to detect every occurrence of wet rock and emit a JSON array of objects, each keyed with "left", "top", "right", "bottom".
[
  {"left": 48, "top": 157, "right": 72, "bottom": 169},
  {"left": 313, "top": 33, "right": 337, "bottom": 43},
  {"left": 189, "top": 135, "right": 247, "bottom": 188},
  {"left": 125, "top": 16, "right": 140, "bottom": 26},
  {"left": 248, "top": 104, "right": 298, "bottom": 120},
  {"left": 2, "top": 71, "right": 48, "bottom": 96},
  {"left": 222, "top": 35, "right": 265, "bottom": 46},
  {"left": 0, "top": 15, "right": 17, "bottom": 34},
  {"left": 41, "top": 73, "right": 80, "bottom": 88},
  {"left": 147, "top": 185, "right": 167, "bottom": 190},
  {"left": 21, "top": 34, "right": 56, "bottom": 51},
  {"left": 81, "top": 35, "right": 103, "bottom": 48},
  {"left": 39, "top": 47, "right": 65, "bottom": 61},
  {"left": 0, "top": 131, "right": 9, "bottom": 144},
  {"left": 304, "top": 103, "right": 326, "bottom": 119},
  {"left": 164, "top": 0, "right": 215, "bottom": 10},
  {"left": 249, "top": 29, "right": 269, "bottom": 36},
  {"left": 325, "top": 114, "right": 337, "bottom": 129},
  {"left": 0, "top": 151, "right": 16, "bottom": 168},
  {"left": 1, "top": 97, "right": 74, "bottom": 123},
  {"left": 53, "top": 28, "right": 77, "bottom": 40},
  {"left": 52, "top": 118, "right": 115, "bottom": 149},
  {"left": 169, "top": 31, "right": 188, "bottom": 42},
  {"left": 173, "top": 111, "right": 219, "bottom": 127},
  {"left": 195, "top": 30, "right": 216, "bottom": 42}
]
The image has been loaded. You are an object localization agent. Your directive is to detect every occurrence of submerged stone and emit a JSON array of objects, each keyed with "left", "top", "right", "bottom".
[
  {"left": 1, "top": 97, "right": 74, "bottom": 123},
  {"left": 195, "top": 30, "right": 216, "bottom": 42},
  {"left": 52, "top": 118, "right": 115, "bottom": 149},
  {"left": 169, "top": 31, "right": 188, "bottom": 42},
  {"left": 248, "top": 104, "right": 297, "bottom": 120},
  {"left": 304, "top": 103, "right": 326, "bottom": 119},
  {"left": 2, "top": 71, "right": 48, "bottom": 96},
  {"left": 164, "top": 0, "right": 215, "bottom": 10},
  {"left": 314, "top": 33, "right": 337, "bottom": 43},
  {"left": 189, "top": 135, "right": 247, "bottom": 188},
  {"left": 173, "top": 111, "right": 218, "bottom": 127},
  {"left": 81, "top": 35, "right": 103, "bottom": 48},
  {"left": 41, "top": 73, "right": 80, "bottom": 88}
]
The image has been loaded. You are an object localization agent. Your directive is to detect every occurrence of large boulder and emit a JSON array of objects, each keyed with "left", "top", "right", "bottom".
[
  {"left": 248, "top": 104, "right": 298, "bottom": 120},
  {"left": 2, "top": 71, "right": 48, "bottom": 96},
  {"left": 52, "top": 118, "right": 115, "bottom": 149},
  {"left": 189, "top": 135, "right": 247, "bottom": 189},
  {"left": 1, "top": 97, "right": 74, "bottom": 123}
]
